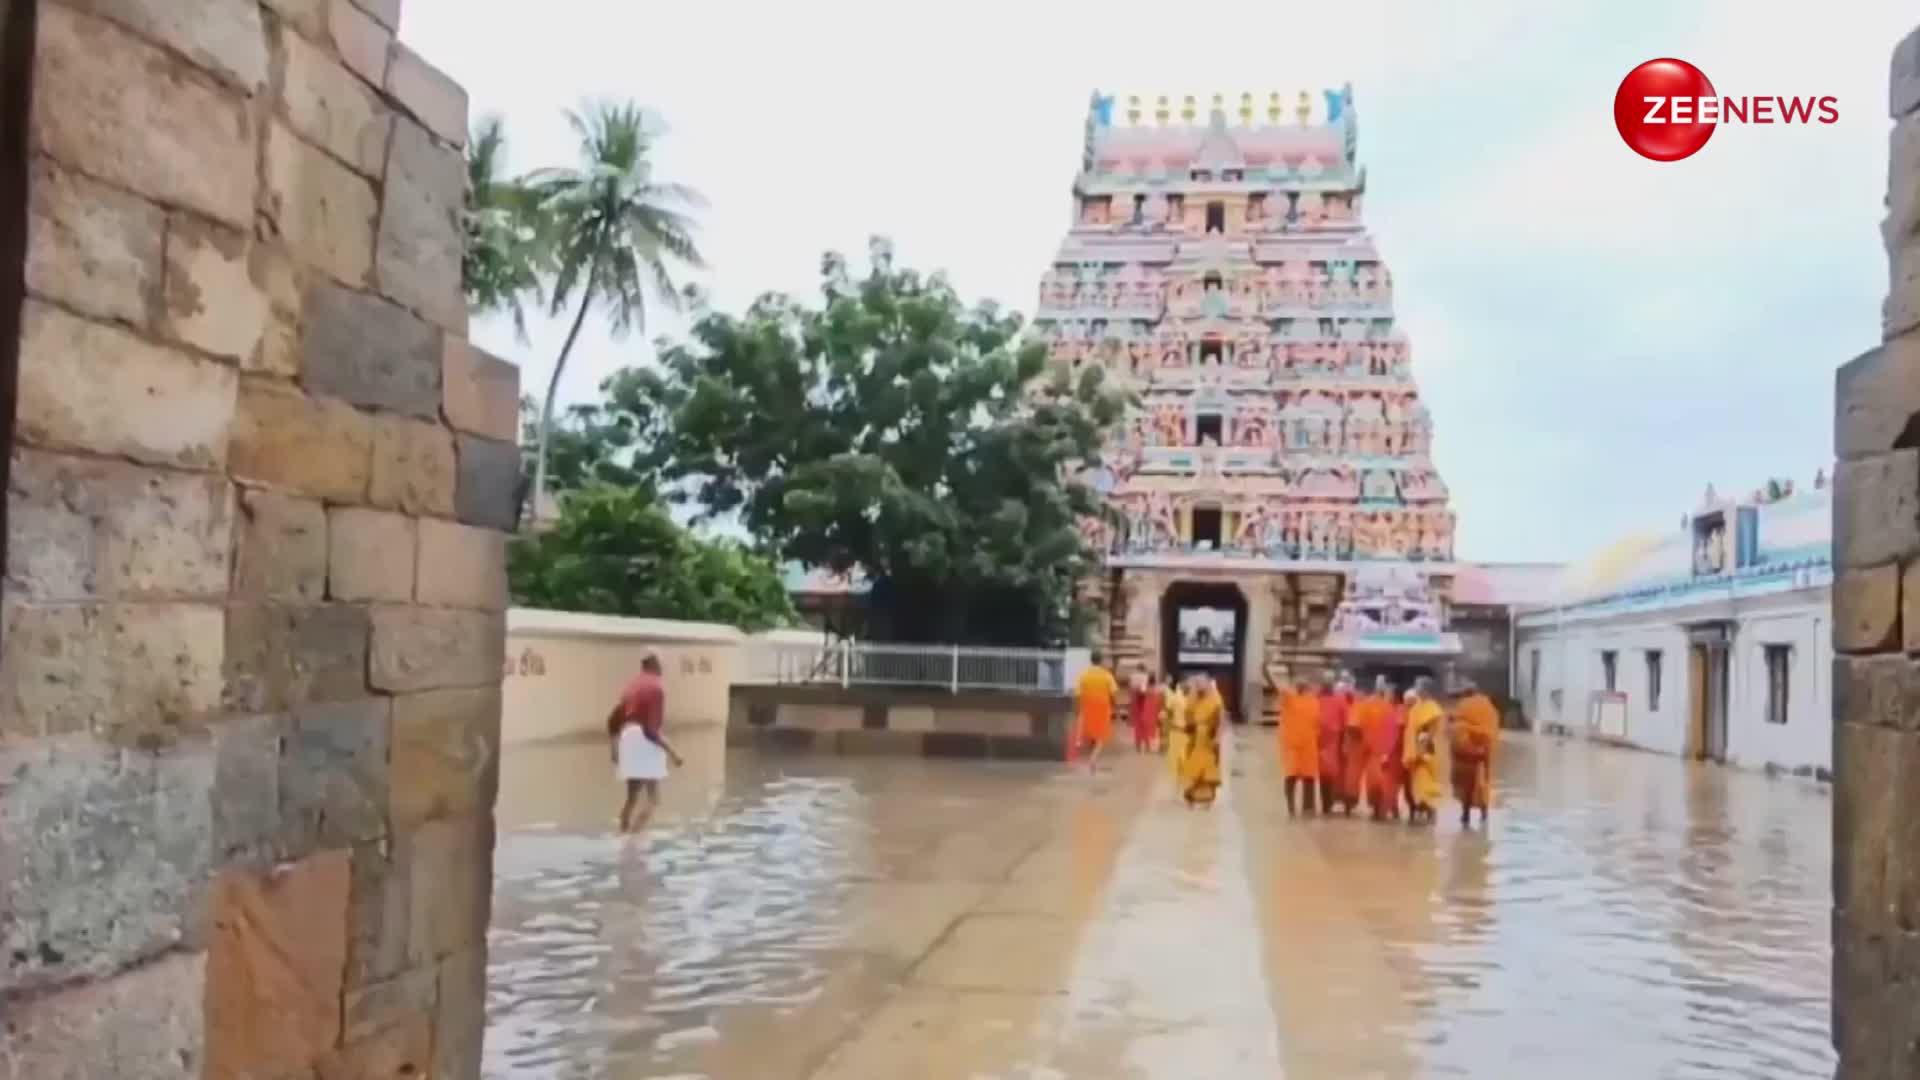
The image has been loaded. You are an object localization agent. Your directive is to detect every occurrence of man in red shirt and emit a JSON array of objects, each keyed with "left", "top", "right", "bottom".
[{"left": 606, "top": 654, "right": 684, "bottom": 832}]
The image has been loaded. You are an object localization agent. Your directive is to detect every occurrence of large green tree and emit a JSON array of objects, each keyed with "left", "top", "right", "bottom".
[
  {"left": 526, "top": 101, "right": 705, "bottom": 504},
  {"left": 508, "top": 485, "right": 793, "bottom": 630},
  {"left": 461, "top": 115, "right": 548, "bottom": 339},
  {"left": 621, "top": 239, "right": 1124, "bottom": 645}
]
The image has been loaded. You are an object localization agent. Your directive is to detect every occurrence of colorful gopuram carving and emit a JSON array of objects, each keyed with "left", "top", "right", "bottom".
[{"left": 1038, "top": 88, "right": 1461, "bottom": 695}]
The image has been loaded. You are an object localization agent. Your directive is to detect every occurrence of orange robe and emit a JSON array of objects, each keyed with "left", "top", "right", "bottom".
[
  {"left": 1075, "top": 665, "right": 1118, "bottom": 750},
  {"left": 1450, "top": 693, "right": 1500, "bottom": 809},
  {"left": 1317, "top": 693, "right": 1350, "bottom": 798},
  {"left": 1370, "top": 702, "right": 1408, "bottom": 815},
  {"left": 1280, "top": 691, "right": 1320, "bottom": 779},
  {"left": 1350, "top": 695, "right": 1389, "bottom": 809}
]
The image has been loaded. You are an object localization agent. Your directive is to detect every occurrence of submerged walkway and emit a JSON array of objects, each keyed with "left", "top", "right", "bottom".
[{"left": 484, "top": 727, "right": 1833, "bottom": 1079}]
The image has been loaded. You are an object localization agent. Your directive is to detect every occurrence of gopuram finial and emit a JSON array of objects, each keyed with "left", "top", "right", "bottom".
[
  {"left": 1267, "top": 91, "right": 1283, "bottom": 124},
  {"left": 1296, "top": 90, "right": 1311, "bottom": 125},
  {"left": 1181, "top": 95, "right": 1197, "bottom": 124},
  {"left": 1127, "top": 95, "right": 1141, "bottom": 124},
  {"left": 1239, "top": 91, "right": 1254, "bottom": 124},
  {"left": 1156, "top": 95, "right": 1170, "bottom": 125}
]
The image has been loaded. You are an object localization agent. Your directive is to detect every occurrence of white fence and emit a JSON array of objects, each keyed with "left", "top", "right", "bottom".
[{"left": 742, "top": 638, "right": 1073, "bottom": 694}]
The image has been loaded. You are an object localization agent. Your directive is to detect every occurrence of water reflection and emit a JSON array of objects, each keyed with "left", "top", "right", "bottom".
[{"left": 485, "top": 726, "right": 1834, "bottom": 1079}]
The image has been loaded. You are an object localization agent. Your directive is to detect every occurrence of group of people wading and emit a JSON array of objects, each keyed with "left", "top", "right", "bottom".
[{"left": 1073, "top": 651, "right": 1501, "bottom": 828}]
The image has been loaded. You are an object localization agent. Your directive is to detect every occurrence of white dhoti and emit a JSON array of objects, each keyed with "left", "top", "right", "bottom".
[{"left": 617, "top": 725, "right": 667, "bottom": 781}]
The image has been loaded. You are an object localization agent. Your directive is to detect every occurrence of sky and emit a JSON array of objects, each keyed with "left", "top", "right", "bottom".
[{"left": 401, "top": 0, "right": 1912, "bottom": 565}]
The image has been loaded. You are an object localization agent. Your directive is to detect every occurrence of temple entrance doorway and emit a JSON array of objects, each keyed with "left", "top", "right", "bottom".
[
  {"left": 1345, "top": 661, "right": 1439, "bottom": 699},
  {"left": 1160, "top": 582, "right": 1249, "bottom": 722}
]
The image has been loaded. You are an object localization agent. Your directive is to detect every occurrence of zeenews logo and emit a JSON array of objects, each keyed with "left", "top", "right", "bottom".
[{"left": 1613, "top": 58, "right": 1838, "bottom": 162}]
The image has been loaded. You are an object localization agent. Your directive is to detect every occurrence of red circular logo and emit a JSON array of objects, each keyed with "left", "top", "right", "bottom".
[{"left": 1615, "top": 59, "right": 1716, "bottom": 161}]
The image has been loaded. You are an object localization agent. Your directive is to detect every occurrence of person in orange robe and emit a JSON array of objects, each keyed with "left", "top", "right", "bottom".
[
  {"left": 1131, "top": 670, "right": 1164, "bottom": 753},
  {"left": 1450, "top": 681, "right": 1501, "bottom": 828},
  {"left": 1353, "top": 678, "right": 1393, "bottom": 820},
  {"left": 1371, "top": 683, "right": 1408, "bottom": 821},
  {"left": 1073, "top": 651, "right": 1119, "bottom": 774},
  {"left": 1316, "top": 676, "right": 1357, "bottom": 814},
  {"left": 1279, "top": 678, "right": 1321, "bottom": 816},
  {"left": 1338, "top": 677, "right": 1373, "bottom": 817}
]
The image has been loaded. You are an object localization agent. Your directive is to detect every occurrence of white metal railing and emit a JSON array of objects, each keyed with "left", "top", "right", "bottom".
[{"left": 741, "top": 638, "right": 1071, "bottom": 694}]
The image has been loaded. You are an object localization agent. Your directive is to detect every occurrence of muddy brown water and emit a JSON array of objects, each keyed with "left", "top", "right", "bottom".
[{"left": 485, "top": 728, "right": 1832, "bottom": 1079}]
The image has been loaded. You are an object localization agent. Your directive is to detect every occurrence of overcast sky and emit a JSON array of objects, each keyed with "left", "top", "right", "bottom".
[{"left": 401, "top": 0, "right": 1911, "bottom": 564}]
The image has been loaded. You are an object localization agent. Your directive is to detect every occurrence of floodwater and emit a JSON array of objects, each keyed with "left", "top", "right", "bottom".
[{"left": 484, "top": 726, "right": 1833, "bottom": 1079}]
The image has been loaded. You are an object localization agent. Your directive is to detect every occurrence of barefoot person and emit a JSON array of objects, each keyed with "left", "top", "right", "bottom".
[
  {"left": 606, "top": 653, "right": 684, "bottom": 833},
  {"left": 1178, "top": 673, "right": 1225, "bottom": 808},
  {"left": 1279, "top": 677, "right": 1321, "bottom": 817},
  {"left": 1074, "top": 650, "right": 1120, "bottom": 774},
  {"left": 1402, "top": 677, "right": 1444, "bottom": 825},
  {"left": 1450, "top": 680, "right": 1500, "bottom": 829}
]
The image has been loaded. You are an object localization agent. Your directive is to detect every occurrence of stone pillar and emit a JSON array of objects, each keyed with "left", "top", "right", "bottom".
[
  {"left": 1832, "top": 24, "right": 1920, "bottom": 1079},
  {"left": 0, "top": 1, "right": 520, "bottom": 1076}
]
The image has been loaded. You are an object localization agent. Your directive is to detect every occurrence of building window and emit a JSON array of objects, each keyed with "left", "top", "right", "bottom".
[
  {"left": 1192, "top": 507, "right": 1222, "bottom": 549},
  {"left": 1646, "top": 650, "right": 1662, "bottom": 711},
  {"left": 1765, "top": 644, "right": 1791, "bottom": 725},
  {"left": 1194, "top": 412, "right": 1222, "bottom": 444},
  {"left": 1601, "top": 650, "right": 1618, "bottom": 692},
  {"left": 1199, "top": 339, "right": 1223, "bottom": 365},
  {"left": 1131, "top": 194, "right": 1145, "bottom": 224},
  {"left": 1205, "top": 201, "right": 1225, "bottom": 233}
]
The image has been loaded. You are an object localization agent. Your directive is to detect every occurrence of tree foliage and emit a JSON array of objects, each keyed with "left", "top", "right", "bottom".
[
  {"left": 617, "top": 239, "right": 1124, "bottom": 645},
  {"left": 508, "top": 486, "right": 793, "bottom": 630},
  {"left": 525, "top": 101, "right": 705, "bottom": 502},
  {"left": 462, "top": 115, "right": 548, "bottom": 340}
]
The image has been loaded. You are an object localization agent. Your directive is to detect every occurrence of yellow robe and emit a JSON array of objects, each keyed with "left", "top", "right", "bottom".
[
  {"left": 1163, "top": 688, "right": 1189, "bottom": 779},
  {"left": 1402, "top": 699, "right": 1444, "bottom": 809},
  {"left": 1179, "top": 689, "right": 1224, "bottom": 803}
]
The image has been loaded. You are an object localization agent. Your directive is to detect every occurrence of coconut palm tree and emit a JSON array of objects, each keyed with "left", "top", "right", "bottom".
[
  {"left": 462, "top": 114, "right": 548, "bottom": 340},
  {"left": 526, "top": 100, "right": 705, "bottom": 503}
]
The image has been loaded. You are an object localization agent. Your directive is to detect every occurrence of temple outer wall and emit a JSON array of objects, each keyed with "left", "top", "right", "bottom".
[
  {"left": 0, "top": 2, "right": 521, "bottom": 1077},
  {"left": 1831, "top": 23, "right": 1920, "bottom": 1078}
]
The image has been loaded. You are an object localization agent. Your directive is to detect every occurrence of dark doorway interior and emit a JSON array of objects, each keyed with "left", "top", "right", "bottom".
[
  {"left": 1159, "top": 582, "right": 1249, "bottom": 722},
  {"left": 1205, "top": 201, "right": 1225, "bottom": 233},
  {"left": 1346, "top": 661, "right": 1439, "bottom": 699},
  {"left": 1191, "top": 506, "right": 1222, "bottom": 549}
]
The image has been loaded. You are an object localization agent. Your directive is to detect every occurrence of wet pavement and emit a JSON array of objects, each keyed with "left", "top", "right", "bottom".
[{"left": 485, "top": 726, "right": 1833, "bottom": 1079}]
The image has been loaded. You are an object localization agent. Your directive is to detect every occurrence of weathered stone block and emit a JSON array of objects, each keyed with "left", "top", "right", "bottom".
[
  {"left": 25, "top": 156, "right": 163, "bottom": 325},
  {"left": 1836, "top": 339, "right": 1920, "bottom": 461},
  {"left": 7, "top": 449, "right": 233, "bottom": 603},
  {"left": 250, "top": 240, "right": 304, "bottom": 319},
  {"left": 1896, "top": 25, "right": 1920, "bottom": 118},
  {"left": 1836, "top": 562, "right": 1903, "bottom": 653},
  {"left": 262, "top": 0, "right": 328, "bottom": 38},
  {"left": 0, "top": 734, "right": 214, "bottom": 994},
  {"left": 0, "top": 950, "right": 206, "bottom": 1077},
  {"left": 351, "top": 0, "right": 401, "bottom": 31},
  {"left": 1892, "top": 730, "right": 1920, "bottom": 943},
  {"left": 212, "top": 713, "right": 286, "bottom": 863},
  {"left": 328, "top": 505, "right": 417, "bottom": 602},
  {"left": 1836, "top": 450, "right": 1920, "bottom": 569},
  {"left": 329, "top": 0, "right": 393, "bottom": 85},
  {"left": 369, "top": 606, "right": 505, "bottom": 692},
  {"left": 370, "top": 415, "right": 457, "bottom": 516},
  {"left": 391, "top": 686, "right": 499, "bottom": 828},
  {"left": 385, "top": 43, "right": 466, "bottom": 148},
  {"left": 33, "top": 5, "right": 256, "bottom": 229},
  {"left": 347, "top": 838, "right": 410, "bottom": 987},
  {"left": 1834, "top": 653, "right": 1920, "bottom": 733},
  {"left": 72, "top": 0, "right": 269, "bottom": 90},
  {"left": 248, "top": 313, "right": 301, "bottom": 377},
  {"left": 204, "top": 850, "right": 350, "bottom": 1080},
  {"left": 1892, "top": 114, "right": 1920, "bottom": 249},
  {"left": 319, "top": 1009, "right": 433, "bottom": 1079},
  {"left": 416, "top": 517, "right": 508, "bottom": 610},
  {"left": 443, "top": 336, "right": 520, "bottom": 442},
  {"left": 342, "top": 963, "right": 437, "bottom": 1043},
  {"left": 1835, "top": 918, "right": 1892, "bottom": 1075},
  {"left": 1837, "top": 721, "right": 1902, "bottom": 930},
  {"left": 1889, "top": 230, "right": 1920, "bottom": 342},
  {"left": 406, "top": 815, "right": 493, "bottom": 964},
  {"left": 378, "top": 117, "right": 466, "bottom": 332},
  {"left": 263, "top": 122, "right": 377, "bottom": 287},
  {"left": 233, "top": 488, "right": 328, "bottom": 603},
  {"left": 18, "top": 300, "right": 238, "bottom": 470},
  {"left": 159, "top": 214, "right": 268, "bottom": 363},
  {"left": 0, "top": 602, "right": 224, "bottom": 739},
  {"left": 302, "top": 280, "right": 441, "bottom": 417},
  {"left": 281, "top": 697, "right": 391, "bottom": 852},
  {"left": 230, "top": 379, "right": 373, "bottom": 501},
  {"left": 455, "top": 432, "right": 522, "bottom": 531},
  {"left": 280, "top": 24, "right": 390, "bottom": 178},
  {"left": 435, "top": 945, "right": 487, "bottom": 1080},
  {"left": 223, "top": 602, "right": 369, "bottom": 712}
]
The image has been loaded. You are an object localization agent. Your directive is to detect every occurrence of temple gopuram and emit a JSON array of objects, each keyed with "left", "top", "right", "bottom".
[{"left": 1035, "top": 88, "right": 1462, "bottom": 721}]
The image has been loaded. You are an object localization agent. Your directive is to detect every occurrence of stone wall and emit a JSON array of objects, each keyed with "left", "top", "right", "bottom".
[
  {"left": 1831, "top": 23, "right": 1920, "bottom": 1078},
  {"left": 0, "top": 1, "right": 520, "bottom": 1076}
]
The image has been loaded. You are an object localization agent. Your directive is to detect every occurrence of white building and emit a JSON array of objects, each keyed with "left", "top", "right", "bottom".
[{"left": 1513, "top": 484, "right": 1832, "bottom": 778}]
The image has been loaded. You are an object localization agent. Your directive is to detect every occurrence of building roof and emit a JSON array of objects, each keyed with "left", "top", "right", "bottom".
[
  {"left": 1084, "top": 89, "right": 1357, "bottom": 181},
  {"left": 1529, "top": 484, "right": 1831, "bottom": 613}
]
